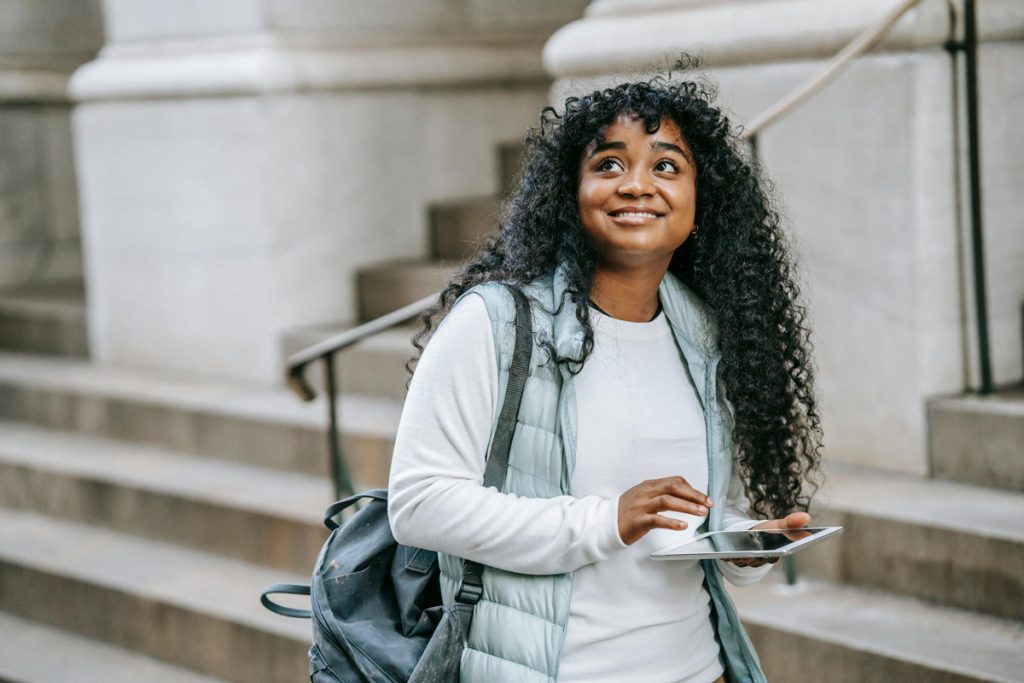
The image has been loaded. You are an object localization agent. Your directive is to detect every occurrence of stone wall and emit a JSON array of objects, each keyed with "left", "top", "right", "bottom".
[
  {"left": 71, "top": 0, "right": 587, "bottom": 382},
  {"left": 0, "top": 0, "right": 103, "bottom": 287},
  {"left": 545, "top": 0, "right": 1024, "bottom": 473}
]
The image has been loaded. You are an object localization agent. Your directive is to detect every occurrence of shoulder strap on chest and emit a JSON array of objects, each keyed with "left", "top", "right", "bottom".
[{"left": 455, "top": 283, "right": 532, "bottom": 605}]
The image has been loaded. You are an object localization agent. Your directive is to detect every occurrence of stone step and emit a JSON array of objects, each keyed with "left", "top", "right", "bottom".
[
  {"left": 0, "top": 280, "right": 88, "bottom": 358},
  {"left": 282, "top": 323, "right": 417, "bottom": 402},
  {"left": 732, "top": 575, "right": 1024, "bottom": 683},
  {"left": 0, "top": 509, "right": 310, "bottom": 683},
  {"left": 429, "top": 196, "right": 500, "bottom": 261},
  {"left": 0, "top": 352, "right": 400, "bottom": 487},
  {"left": 797, "top": 464, "right": 1024, "bottom": 621},
  {"left": 356, "top": 260, "right": 453, "bottom": 323},
  {"left": 0, "top": 421, "right": 331, "bottom": 574},
  {"left": 927, "top": 388, "right": 1024, "bottom": 492},
  {"left": 0, "top": 611, "right": 227, "bottom": 683}
]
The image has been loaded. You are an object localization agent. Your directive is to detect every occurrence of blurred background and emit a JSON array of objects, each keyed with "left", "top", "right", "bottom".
[{"left": 0, "top": 0, "right": 1021, "bottom": 681}]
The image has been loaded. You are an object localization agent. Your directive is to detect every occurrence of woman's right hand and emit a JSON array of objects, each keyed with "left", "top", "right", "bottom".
[{"left": 617, "top": 476, "right": 713, "bottom": 545}]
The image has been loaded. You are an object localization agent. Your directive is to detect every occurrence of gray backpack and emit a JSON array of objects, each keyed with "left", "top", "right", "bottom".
[{"left": 262, "top": 284, "right": 533, "bottom": 682}]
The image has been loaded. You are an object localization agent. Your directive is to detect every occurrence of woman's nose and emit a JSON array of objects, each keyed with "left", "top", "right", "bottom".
[{"left": 617, "top": 167, "right": 655, "bottom": 197}]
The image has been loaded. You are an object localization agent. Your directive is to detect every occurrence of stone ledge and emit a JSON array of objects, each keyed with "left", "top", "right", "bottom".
[
  {"left": 0, "top": 611, "right": 225, "bottom": 683},
  {"left": 734, "top": 576, "right": 1024, "bottom": 683},
  {"left": 69, "top": 39, "right": 552, "bottom": 102},
  {"left": 585, "top": 0, "right": 738, "bottom": 18},
  {"left": 0, "top": 352, "right": 402, "bottom": 483},
  {"left": 0, "top": 509, "right": 310, "bottom": 681},
  {"left": 97, "top": 1, "right": 587, "bottom": 46},
  {"left": 544, "top": 0, "right": 1024, "bottom": 76},
  {"left": 0, "top": 67, "right": 74, "bottom": 103}
]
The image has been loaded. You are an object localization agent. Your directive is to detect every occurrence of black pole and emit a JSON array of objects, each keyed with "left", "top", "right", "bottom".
[
  {"left": 783, "top": 555, "right": 797, "bottom": 586},
  {"left": 747, "top": 133, "right": 761, "bottom": 172},
  {"left": 963, "top": 0, "right": 994, "bottom": 394},
  {"left": 323, "top": 355, "right": 353, "bottom": 500}
]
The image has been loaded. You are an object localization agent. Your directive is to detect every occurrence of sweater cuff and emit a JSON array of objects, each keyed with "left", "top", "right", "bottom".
[{"left": 605, "top": 495, "right": 630, "bottom": 552}]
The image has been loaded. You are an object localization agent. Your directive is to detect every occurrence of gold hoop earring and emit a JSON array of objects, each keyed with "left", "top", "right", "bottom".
[{"left": 692, "top": 223, "right": 700, "bottom": 236}]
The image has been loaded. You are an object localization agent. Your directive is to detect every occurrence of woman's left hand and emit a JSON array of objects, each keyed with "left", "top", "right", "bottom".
[{"left": 725, "top": 511, "right": 811, "bottom": 568}]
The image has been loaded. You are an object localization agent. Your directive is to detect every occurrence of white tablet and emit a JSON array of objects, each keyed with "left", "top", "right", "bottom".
[{"left": 650, "top": 526, "right": 843, "bottom": 561}]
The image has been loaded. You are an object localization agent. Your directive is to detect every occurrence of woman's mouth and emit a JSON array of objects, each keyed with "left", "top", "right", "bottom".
[{"left": 608, "top": 210, "right": 663, "bottom": 225}]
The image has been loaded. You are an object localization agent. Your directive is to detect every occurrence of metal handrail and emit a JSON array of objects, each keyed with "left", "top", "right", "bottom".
[
  {"left": 737, "top": 0, "right": 991, "bottom": 394},
  {"left": 288, "top": 0, "right": 990, "bottom": 501},
  {"left": 740, "top": 0, "right": 926, "bottom": 141},
  {"left": 285, "top": 292, "right": 437, "bottom": 498},
  {"left": 961, "top": 0, "right": 993, "bottom": 394},
  {"left": 286, "top": 293, "right": 437, "bottom": 401}
]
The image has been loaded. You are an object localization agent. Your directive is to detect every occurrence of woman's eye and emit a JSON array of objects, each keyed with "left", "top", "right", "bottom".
[
  {"left": 655, "top": 159, "right": 679, "bottom": 173},
  {"left": 595, "top": 158, "right": 623, "bottom": 172}
]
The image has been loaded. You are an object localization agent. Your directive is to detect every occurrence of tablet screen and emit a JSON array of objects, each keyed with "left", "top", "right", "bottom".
[{"left": 651, "top": 526, "right": 841, "bottom": 560}]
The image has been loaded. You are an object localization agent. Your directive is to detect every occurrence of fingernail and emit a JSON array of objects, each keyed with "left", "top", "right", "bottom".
[{"left": 697, "top": 506, "right": 707, "bottom": 515}]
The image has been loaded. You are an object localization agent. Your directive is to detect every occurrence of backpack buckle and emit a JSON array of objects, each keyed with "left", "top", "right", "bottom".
[{"left": 455, "top": 569, "right": 483, "bottom": 605}]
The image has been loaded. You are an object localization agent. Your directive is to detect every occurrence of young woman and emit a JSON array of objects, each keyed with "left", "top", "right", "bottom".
[{"left": 388, "top": 74, "right": 823, "bottom": 683}]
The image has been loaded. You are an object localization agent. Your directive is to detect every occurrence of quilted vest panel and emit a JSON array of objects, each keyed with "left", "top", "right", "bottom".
[{"left": 439, "top": 279, "right": 569, "bottom": 683}]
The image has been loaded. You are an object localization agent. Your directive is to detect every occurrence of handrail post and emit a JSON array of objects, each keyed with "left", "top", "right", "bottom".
[
  {"left": 783, "top": 555, "right": 797, "bottom": 586},
  {"left": 963, "top": 0, "right": 993, "bottom": 395},
  {"left": 285, "top": 295, "right": 437, "bottom": 505},
  {"left": 322, "top": 356, "right": 354, "bottom": 500},
  {"left": 746, "top": 133, "right": 761, "bottom": 173}
]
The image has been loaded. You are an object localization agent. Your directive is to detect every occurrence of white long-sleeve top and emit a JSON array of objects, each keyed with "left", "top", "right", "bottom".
[{"left": 388, "top": 293, "right": 771, "bottom": 683}]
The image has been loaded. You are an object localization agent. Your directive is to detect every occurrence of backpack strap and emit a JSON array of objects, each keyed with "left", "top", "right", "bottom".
[
  {"left": 323, "top": 488, "right": 388, "bottom": 530},
  {"left": 260, "top": 583, "right": 312, "bottom": 618},
  {"left": 455, "top": 284, "right": 533, "bottom": 607}
]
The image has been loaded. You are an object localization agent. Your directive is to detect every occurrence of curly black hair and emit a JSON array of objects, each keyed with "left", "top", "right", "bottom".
[{"left": 409, "top": 69, "right": 822, "bottom": 520}]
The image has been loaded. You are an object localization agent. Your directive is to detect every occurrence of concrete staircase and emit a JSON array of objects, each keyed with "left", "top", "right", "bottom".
[
  {"left": 0, "top": 139, "right": 1021, "bottom": 682},
  {"left": 928, "top": 389, "right": 1024, "bottom": 492},
  {"left": 736, "top": 458, "right": 1024, "bottom": 682},
  {"left": 0, "top": 143, "right": 518, "bottom": 681},
  {"left": 734, "top": 346, "right": 1024, "bottom": 680},
  {"left": 0, "top": 334, "right": 406, "bottom": 682},
  {"left": 0, "top": 353, "right": 352, "bottom": 681}
]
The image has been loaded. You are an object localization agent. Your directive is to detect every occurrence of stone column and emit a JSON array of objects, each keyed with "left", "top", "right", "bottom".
[
  {"left": 71, "top": 0, "right": 587, "bottom": 382},
  {"left": 0, "top": 1, "right": 103, "bottom": 287},
  {"left": 544, "top": 0, "right": 1024, "bottom": 474}
]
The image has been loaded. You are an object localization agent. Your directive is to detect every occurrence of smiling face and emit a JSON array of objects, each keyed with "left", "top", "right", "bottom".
[{"left": 577, "top": 114, "right": 697, "bottom": 270}]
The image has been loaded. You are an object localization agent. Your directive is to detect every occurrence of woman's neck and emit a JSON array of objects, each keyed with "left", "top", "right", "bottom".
[{"left": 588, "top": 265, "right": 665, "bottom": 323}]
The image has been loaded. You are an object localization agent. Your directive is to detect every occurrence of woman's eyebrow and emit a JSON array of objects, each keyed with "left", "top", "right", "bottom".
[
  {"left": 586, "top": 139, "right": 692, "bottom": 163},
  {"left": 653, "top": 140, "right": 693, "bottom": 163},
  {"left": 587, "top": 140, "right": 626, "bottom": 158}
]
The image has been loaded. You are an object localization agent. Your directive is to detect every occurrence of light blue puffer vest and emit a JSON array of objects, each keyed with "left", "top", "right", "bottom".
[{"left": 438, "top": 267, "right": 767, "bottom": 683}]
